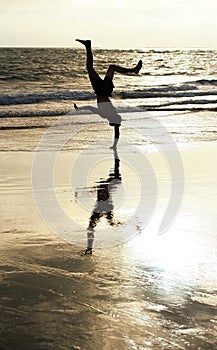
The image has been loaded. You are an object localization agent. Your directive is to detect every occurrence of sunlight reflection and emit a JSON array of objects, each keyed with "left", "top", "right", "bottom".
[{"left": 131, "top": 229, "right": 198, "bottom": 273}]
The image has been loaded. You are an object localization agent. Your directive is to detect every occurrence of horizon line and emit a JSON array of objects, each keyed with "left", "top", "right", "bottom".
[{"left": 0, "top": 45, "right": 215, "bottom": 51}]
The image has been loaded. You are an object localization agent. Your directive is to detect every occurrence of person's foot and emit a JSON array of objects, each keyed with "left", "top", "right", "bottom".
[
  {"left": 134, "top": 60, "right": 142, "bottom": 74},
  {"left": 76, "top": 39, "right": 91, "bottom": 49}
]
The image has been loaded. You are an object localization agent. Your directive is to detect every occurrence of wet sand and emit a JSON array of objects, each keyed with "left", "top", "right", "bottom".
[{"left": 0, "top": 129, "right": 217, "bottom": 349}]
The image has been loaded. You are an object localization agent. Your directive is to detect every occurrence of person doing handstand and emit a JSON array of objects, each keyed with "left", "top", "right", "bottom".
[{"left": 75, "top": 39, "right": 142, "bottom": 148}]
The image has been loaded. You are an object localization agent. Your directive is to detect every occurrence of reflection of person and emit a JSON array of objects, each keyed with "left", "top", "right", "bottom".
[
  {"left": 85, "top": 149, "right": 122, "bottom": 255},
  {"left": 75, "top": 39, "right": 142, "bottom": 148}
]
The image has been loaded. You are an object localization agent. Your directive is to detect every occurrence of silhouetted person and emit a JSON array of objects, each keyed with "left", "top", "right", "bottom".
[{"left": 75, "top": 39, "right": 142, "bottom": 148}]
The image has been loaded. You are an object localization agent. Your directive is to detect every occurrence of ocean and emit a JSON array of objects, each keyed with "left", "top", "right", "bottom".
[
  {"left": 0, "top": 48, "right": 217, "bottom": 350},
  {"left": 0, "top": 48, "right": 217, "bottom": 151}
]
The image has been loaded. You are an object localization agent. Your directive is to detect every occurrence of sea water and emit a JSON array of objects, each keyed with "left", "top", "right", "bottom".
[{"left": 0, "top": 48, "right": 217, "bottom": 150}]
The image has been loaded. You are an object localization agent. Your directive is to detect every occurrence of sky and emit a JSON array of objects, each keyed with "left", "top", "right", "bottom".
[{"left": 0, "top": 0, "right": 217, "bottom": 49}]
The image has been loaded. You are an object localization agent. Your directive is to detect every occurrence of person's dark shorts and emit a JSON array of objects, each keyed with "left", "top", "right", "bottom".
[{"left": 91, "top": 76, "right": 114, "bottom": 97}]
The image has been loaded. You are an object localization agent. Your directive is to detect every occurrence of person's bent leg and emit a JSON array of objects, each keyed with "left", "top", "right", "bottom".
[{"left": 106, "top": 60, "right": 142, "bottom": 80}]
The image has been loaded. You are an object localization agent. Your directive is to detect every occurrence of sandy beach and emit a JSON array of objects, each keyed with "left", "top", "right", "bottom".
[{"left": 0, "top": 111, "right": 217, "bottom": 349}]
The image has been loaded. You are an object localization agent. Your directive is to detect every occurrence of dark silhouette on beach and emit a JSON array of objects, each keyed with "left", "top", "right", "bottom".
[{"left": 75, "top": 39, "right": 142, "bottom": 148}]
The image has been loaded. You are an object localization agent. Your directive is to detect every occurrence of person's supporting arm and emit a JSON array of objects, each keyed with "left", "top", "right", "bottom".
[{"left": 112, "top": 125, "right": 120, "bottom": 149}]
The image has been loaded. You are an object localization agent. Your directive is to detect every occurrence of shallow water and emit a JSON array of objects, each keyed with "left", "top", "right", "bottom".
[
  {"left": 1, "top": 143, "right": 217, "bottom": 350},
  {"left": 1, "top": 109, "right": 217, "bottom": 153},
  {"left": 0, "top": 232, "right": 216, "bottom": 350}
]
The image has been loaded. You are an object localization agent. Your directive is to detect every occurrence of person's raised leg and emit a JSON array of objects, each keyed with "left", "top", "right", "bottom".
[
  {"left": 76, "top": 39, "right": 101, "bottom": 80},
  {"left": 106, "top": 60, "right": 142, "bottom": 80}
]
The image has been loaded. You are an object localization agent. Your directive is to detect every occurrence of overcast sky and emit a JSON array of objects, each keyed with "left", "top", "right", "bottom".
[{"left": 0, "top": 0, "right": 217, "bottom": 48}]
